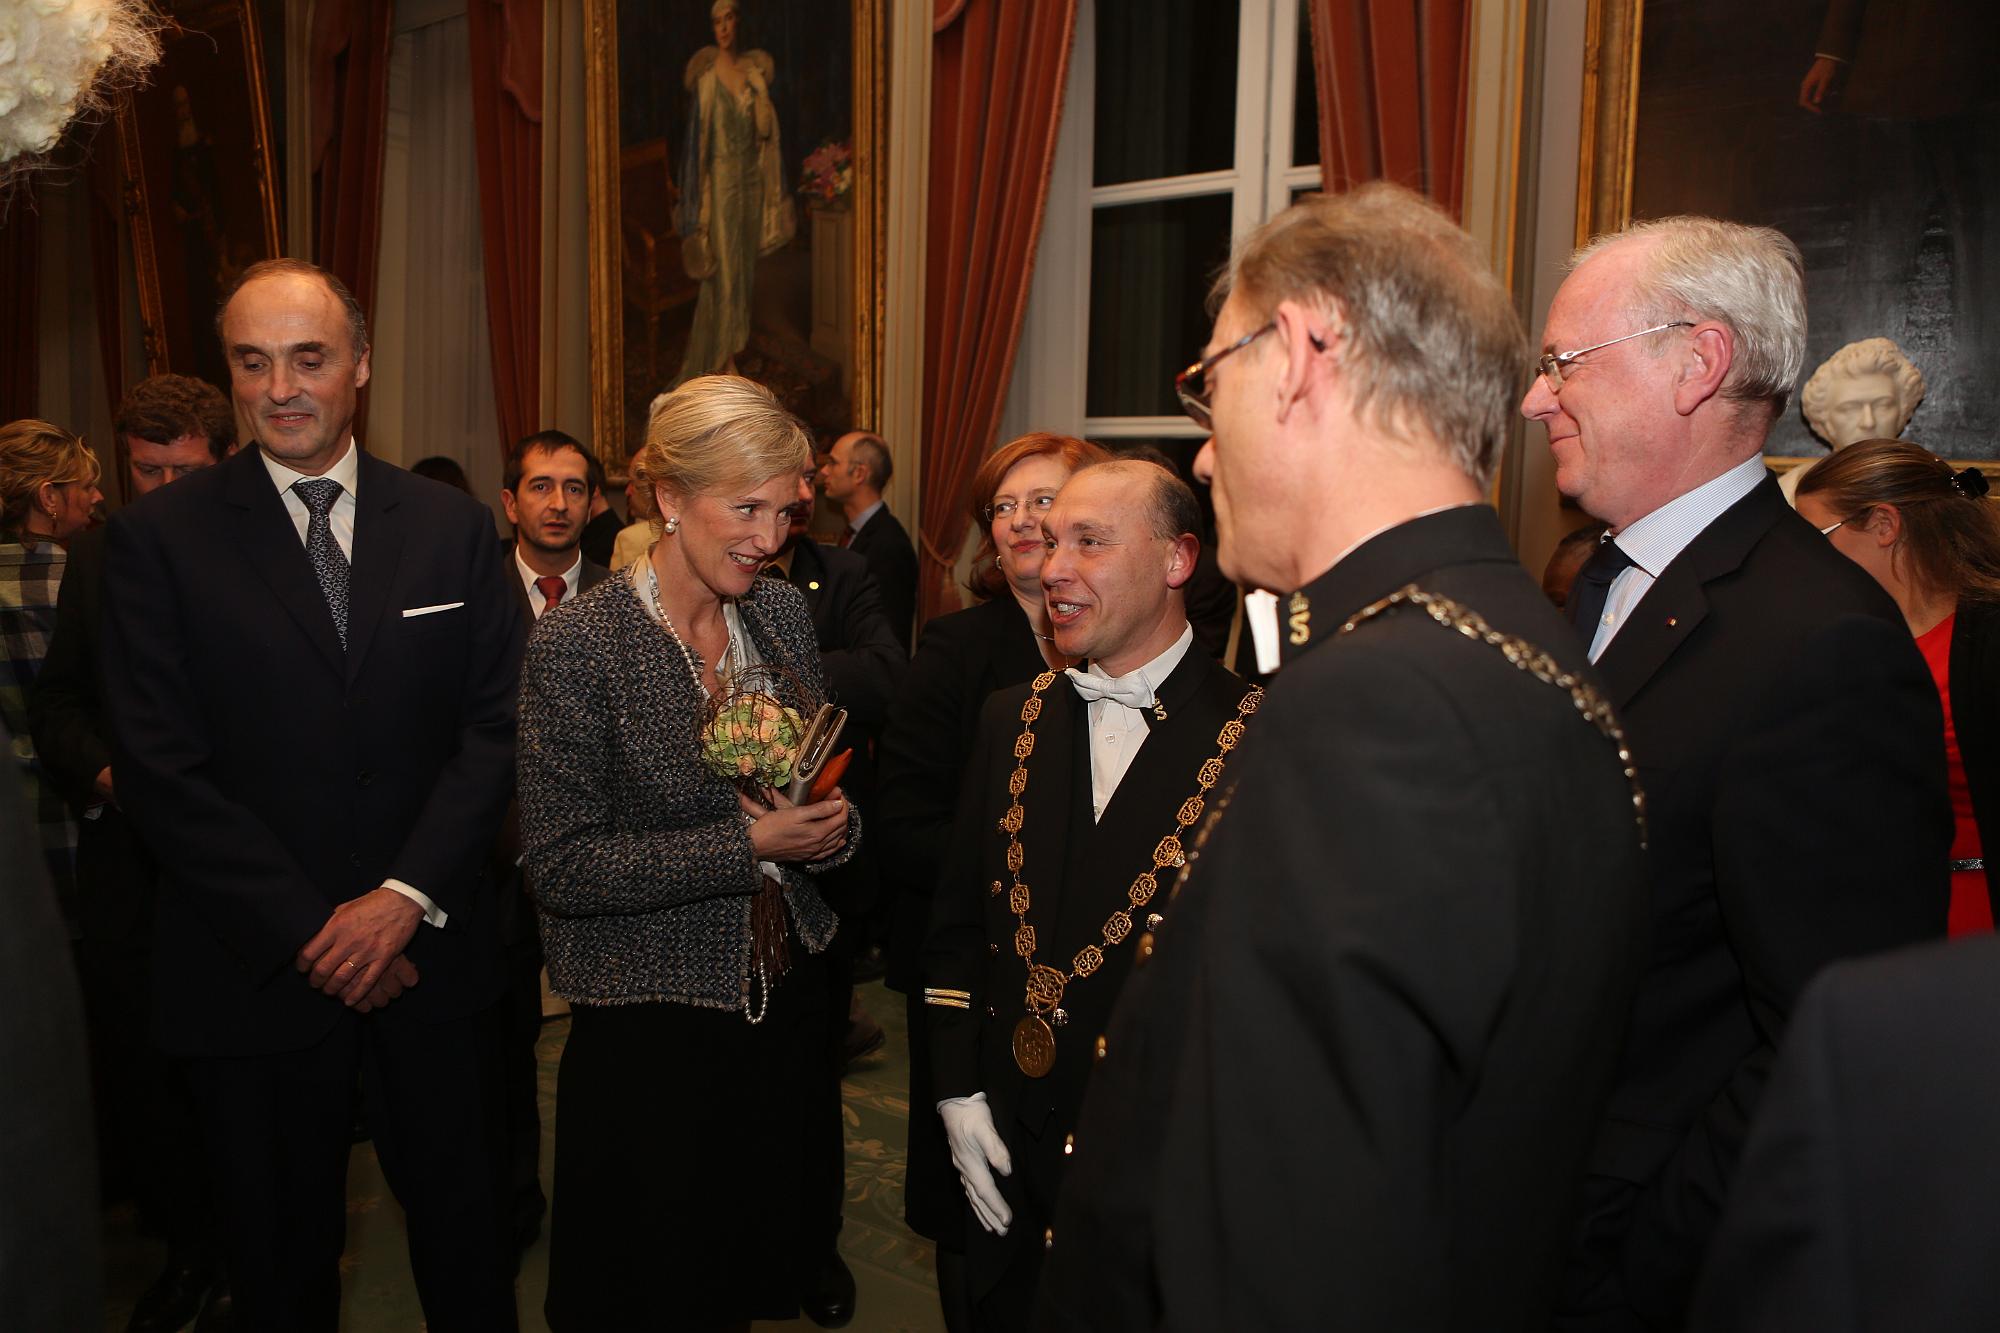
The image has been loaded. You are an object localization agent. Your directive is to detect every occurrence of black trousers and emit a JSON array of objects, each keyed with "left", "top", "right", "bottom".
[{"left": 184, "top": 1005, "right": 516, "bottom": 1333}]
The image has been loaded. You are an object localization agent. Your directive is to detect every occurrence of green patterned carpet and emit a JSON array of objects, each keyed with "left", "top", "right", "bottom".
[{"left": 101, "top": 981, "right": 944, "bottom": 1332}]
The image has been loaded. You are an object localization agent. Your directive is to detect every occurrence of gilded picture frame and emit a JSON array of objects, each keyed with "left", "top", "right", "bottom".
[
  {"left": 117, "top": 0, "right": 283, "bottom": 387},
  {"left": 1577, "top": 0, "right": 2000, "bottom": 480},
  {"left": 584, "top": 0, "right": 886, "bottom": 475}
]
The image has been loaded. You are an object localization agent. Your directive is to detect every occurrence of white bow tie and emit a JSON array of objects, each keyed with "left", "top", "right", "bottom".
[{"left": 1066, "top": 666, "right": 1155, "bottom": 711}]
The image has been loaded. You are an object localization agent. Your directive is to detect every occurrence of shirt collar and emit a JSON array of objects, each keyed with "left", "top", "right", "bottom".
[
  {"left": 1086, "top": 622, "right": 1195, "bottom": 695},
  {"left": 516, "top": 545, "right": 581, "bottom": 588},
  {"left": 260, "top": 437, "right": 360, "bottom": 499},
  {"left": 849, "top": 499, "right": 884, "bottom": 533},
  {"left": 1611, "top": 454, "right": 1768, "bottom": 577}
]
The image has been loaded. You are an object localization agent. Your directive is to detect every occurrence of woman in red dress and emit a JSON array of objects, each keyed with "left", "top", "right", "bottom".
[{"left": 1797, "top": 440, "right": 2000, "bottom": 935}]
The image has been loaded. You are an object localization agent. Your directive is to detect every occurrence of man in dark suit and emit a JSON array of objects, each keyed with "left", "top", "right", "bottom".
[
  {"left": 929, "top": 458, "right": 1253, "bottom": 1333},
  {"left": 822, "top": 430, "right": 918, "bottom": 651},
  {"left": 494, "top": 428, "right": 607, "bottom": 1255},
  {"left": 30, "top": 373, "right": 236, "bottom": 1332},
  {"left": 1037, "top": 184, "right": 1652, "bottom": 1333},
  {"left": 769, "top": 459, "right": 908, "bottom": 1328},
  {"left": 100, "top": 259, "right": 526, "bottom": 1332},
  {"left": 1523, "top": 217, "right": 1951, "bottom": 1330},
  {"left": 1691, "top": 933, "right": 2000, "bottom": 1329}
]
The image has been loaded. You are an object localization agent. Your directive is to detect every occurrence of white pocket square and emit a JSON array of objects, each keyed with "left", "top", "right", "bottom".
[{"left": 401, "top": 601, "right": 465, "bottom": 619}]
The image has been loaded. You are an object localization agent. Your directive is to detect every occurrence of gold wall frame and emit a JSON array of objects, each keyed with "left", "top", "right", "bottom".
[
  {"left": 584, "top": 0, "right": 886, "bottom": 476},
  {"left": 1576, "top": 0, "right": 2000, "bottom": 479},
  {"left": 117, "top": 0, "right": 283, "bottom": 384}
]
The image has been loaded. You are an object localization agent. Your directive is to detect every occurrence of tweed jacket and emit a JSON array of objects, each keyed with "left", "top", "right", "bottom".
[{"left": 518, "top": 570, "right": 856, "bottom": 1011}]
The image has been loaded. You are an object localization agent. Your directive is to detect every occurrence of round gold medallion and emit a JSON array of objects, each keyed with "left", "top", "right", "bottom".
[{"left": 1012, "top": 1014, "right": 1056, "bottom": 1078}]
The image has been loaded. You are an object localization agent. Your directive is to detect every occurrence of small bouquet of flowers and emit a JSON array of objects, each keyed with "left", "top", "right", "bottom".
[
  {"left": 798, "top": 138, "right": 853, "bottom": 207},
  {"left": 699, "top": 683, "right": 807, "bottom": 793}
]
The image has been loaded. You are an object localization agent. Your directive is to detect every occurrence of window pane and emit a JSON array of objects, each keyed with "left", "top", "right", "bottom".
[
  {"left": 1094, "top": 0, "right": 1240, "bottom": 186},
  {"left": 1087, "top": 193, "right": 1235, "bottom": 419},
  {"left": 1293, "top": 0, "right": 1320, "bottom": 168}
]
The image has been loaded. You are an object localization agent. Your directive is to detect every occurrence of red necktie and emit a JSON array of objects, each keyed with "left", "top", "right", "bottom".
[
  {"left": 535, "top": 575, "right": 567, "bottom": 614},
  {"left": 837, "top": 525, "right": 855, "bottom": 548}
]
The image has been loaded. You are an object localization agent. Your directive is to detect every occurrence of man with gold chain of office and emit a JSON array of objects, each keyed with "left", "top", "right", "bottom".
[{"left": 921, "top": 458, "right": 1256, "bottom": 1333}]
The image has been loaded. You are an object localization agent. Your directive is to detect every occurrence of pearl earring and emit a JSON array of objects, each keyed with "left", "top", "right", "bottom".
[{"left": 664, "top": 516, "right": 680, "bottom": 534}]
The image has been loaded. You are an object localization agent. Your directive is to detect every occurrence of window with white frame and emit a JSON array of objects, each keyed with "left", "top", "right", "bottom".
[{"left": 1001, "top": 0, "right": 1319, "bottom": 470}]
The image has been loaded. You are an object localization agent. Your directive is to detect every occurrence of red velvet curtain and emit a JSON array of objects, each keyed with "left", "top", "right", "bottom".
[
  {"left": 466, "top": 0, "right": 542, "bottom": 452},
  {"left": 1308, "top": 0, "right": 1471, "bottom": 218},
  {"left": 311, "top": 0, "right": 395, "bottom": 429},
  {"left": 0, "top": 206, "right": 38, "bottom": 424},
  {"left": 918, "top": 0, "right": 1077, "bottom": 624}
]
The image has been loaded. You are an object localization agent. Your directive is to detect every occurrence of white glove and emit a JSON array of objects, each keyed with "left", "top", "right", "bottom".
[{"left": 938, "top": 1092, "right": 1013, "bottom": 1235}]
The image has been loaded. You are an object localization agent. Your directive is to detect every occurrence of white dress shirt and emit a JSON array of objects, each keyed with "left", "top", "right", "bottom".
[
  {"left": 1071, "top": 624, "right": 1194, "bottom": 822},
  {"left": 1587, "top": 454, "right": 1768, "bottom": 662},
  {"left": 260, "top": 439, "right": 446, "bottom": 928},
  {"left": 515, "top": 547, "right": 583, "bottom": 618}
]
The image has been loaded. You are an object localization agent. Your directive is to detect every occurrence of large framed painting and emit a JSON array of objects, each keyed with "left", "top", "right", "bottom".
[
  {"left": 117, "top": 0, "right": 283, "bottom": 389},
  {"left": 584, "top": 0, "right": 886, "bottom": 472},
  {"left": 1579, "top": 0, "right": 1999, "bottom": 472}
]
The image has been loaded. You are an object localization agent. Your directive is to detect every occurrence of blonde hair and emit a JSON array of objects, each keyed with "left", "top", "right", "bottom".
[
  {"left": 0, "top": 418, "right": 102, "bottom": 536},
  {"left": 633, "top": 375, "right": 810, "bottom": 504}
]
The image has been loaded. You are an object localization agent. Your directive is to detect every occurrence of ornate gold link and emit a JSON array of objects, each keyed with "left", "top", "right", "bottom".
[{"left": 995, "top": 673, "right": 1261, "bottom": 1020}]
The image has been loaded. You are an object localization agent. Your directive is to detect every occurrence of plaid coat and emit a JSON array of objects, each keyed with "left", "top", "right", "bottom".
[{"left": 0, "top": 534, "right": 75, "bottom": 933}]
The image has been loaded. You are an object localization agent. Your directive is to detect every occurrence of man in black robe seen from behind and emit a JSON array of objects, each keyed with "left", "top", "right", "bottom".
[{"left": 1034, "top": 184, "right": 1652, "bottom": 1333}]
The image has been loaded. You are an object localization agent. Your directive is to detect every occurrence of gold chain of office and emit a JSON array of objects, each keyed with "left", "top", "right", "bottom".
[
  {"left": 1336, "top": 583, "right": 1648, "bottom": 847},
  {"left": 997, "top": 669, "right": 1263, "bottom": 1077}
]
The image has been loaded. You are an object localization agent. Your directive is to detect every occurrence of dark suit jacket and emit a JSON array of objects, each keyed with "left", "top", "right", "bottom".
[
  {"left": 1567, "top": 475, "right": 1950, "bottom": 1328},
  {"left": 1691, "top": 933, "right": 2000, "bottom": 1331},
  {"left": 846, "top": 504, "right": 918, "bottom": 653},
  {"left": 877, "top": 594, "right": 1048, "bottom": 994},
  {"left": 506, "top": 547, "right": 610, "bottom": 628},
  {"left": 27, "top": 527, "right": 159, "bottom": 952},
  {"left": 0, "top": 721, "right": 99, "bottom": 1328},
  {"left": 927, "top": 645, "right": 1250, "bottom": 1299},
  {"left": 1036, "top": 505, "right": 1652, "bottom": 1333},
  {"left": 1949, "top": 600, "right": 2000, "bottom": 916},
  {"left": 579, "top": 507, "right": 622, "bottom": 571},
  {"left": 779, "top": 537, "right": 907, "bottom": 918},
  {"left": 100, "top": 445, "right": 527, "bottom": 1057}
]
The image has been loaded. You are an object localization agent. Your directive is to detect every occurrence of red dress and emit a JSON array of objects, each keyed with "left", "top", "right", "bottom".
[{"left": 1916, "top": 613, "right": 1992, "bottom": 936}]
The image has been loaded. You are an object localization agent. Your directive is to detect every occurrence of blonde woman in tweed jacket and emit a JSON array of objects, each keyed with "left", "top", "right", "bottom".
[{"left": 519, "top": 375, "right": 860, "bottom": 1332}]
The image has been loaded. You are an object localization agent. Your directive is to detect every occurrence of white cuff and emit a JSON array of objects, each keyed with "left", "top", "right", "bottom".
[{"left": 384, "top": 879, "right": 448, "bottom": 928}]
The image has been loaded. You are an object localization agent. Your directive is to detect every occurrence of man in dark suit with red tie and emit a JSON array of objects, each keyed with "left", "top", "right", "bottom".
[
  {"left": 495, "top": 428, "right": 607, "bottom": 1255},
  {"left": 101, "top": 259, "right": 525, "bottom": 1332},
  {"left": 1523, "top": 216, "right": 1950, "bottom": 1330}
]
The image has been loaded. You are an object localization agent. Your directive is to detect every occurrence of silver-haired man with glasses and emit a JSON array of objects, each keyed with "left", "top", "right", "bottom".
[
  {"left": 1523, "top": 216, "right": 1949, "bottom": 1332},
  {"left": 1037, "top": 183, "right": 1653, "bottom": 1333}
]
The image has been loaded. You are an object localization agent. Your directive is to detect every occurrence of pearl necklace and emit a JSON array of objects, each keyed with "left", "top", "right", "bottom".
[{"left": 644, "top": 559, "right": 732, "bottom": 693}]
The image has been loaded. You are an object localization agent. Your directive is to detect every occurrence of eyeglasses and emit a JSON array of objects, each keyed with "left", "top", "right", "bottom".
[
  {"left": 1174, "top": 323, "right": 1276, "bottom": 429},
  {"left": 1536, "top": 321, "right": 1695, "bottom": 390},
  {"left": 983, "top": 493, "right": 1057, "bottom": 523}
]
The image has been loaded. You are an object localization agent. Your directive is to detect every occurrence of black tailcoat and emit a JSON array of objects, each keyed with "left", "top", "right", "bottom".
[
  {"left": 1035, "top": 505, "right": 1652, "bottom": 1333},
  {"left": 877, "top": 592, "right": 1048, "bottom": 1243},
  {"left": 1561, "top": 476, "right": 1949, "bottom": 1329},
  {"left": 926, "top": 645, "right": 1251, "bottom": 1309}
]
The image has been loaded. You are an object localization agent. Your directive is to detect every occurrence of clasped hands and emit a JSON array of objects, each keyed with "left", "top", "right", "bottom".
[
  {"left": 295, "top": 886, "right": 424, "bottom": 1013},
  {"left": 740, "top": 787, "right": 848, "bottom": 864},
  {"left": 939, "top": 1093, "right": 1014, "bottom": 1235}
]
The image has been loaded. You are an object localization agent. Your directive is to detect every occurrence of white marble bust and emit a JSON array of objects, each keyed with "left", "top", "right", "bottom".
[{"left": 1784, "top": 338, "right": 1927, "bottom": 502}]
